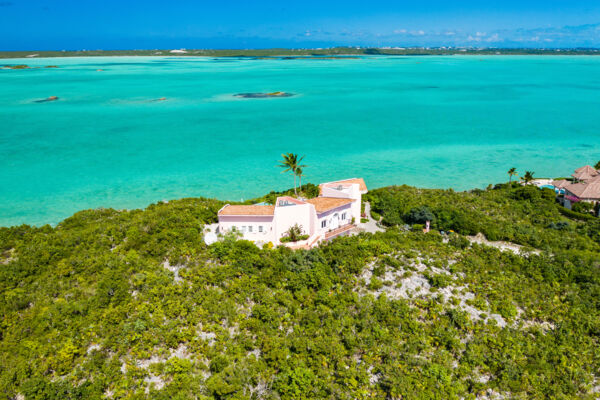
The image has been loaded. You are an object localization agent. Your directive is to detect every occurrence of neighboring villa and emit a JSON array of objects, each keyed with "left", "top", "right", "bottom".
[
  {"left": 217, "top": 178, "right": 367, "bottom": 248},
  {"left": 559, "top": 165, "right": 600, "bottom": 206}
]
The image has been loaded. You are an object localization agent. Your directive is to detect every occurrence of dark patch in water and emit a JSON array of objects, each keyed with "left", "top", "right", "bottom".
[
  {"left": 88, "top": 62, "right": 152, "bottom": 67},
  {"left": 230, "top": 55, "right": 361, "bottom": 61},
  {"left": 217, "top": 56, "right": 259, "bottom": 60},
  {"left": 234, "top": 92, "right": 294, "bottom": 98},
  {"left": 580, "top": 144, "right": 593, "bottom": 148},
  {"left": 34, "top": 96, "right": 59, "bottom": 103}
]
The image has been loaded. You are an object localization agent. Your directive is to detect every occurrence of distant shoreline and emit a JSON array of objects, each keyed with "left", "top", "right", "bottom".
[{"left": 2, "top": 46, "right": 600, "bottom": 59}]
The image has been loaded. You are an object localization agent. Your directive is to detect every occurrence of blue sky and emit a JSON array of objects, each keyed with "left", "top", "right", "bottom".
[{"left": 2, "top": 0, "right": 600, "bottom": 50}]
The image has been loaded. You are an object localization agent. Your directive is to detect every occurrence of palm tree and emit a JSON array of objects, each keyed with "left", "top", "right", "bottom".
[
  {"left": 507, "top": 167, "right": 517, "bottom": 186},
  {"left": 285, "top": 224, "right": 304, "bottom": 242},
  {"left": 522, "top": 171, "right": 535, "bottom": 185},
  {"left": 295, "top": 167, "right": 304, "bottom": 195},
  {"left": 278, "top": 153, "right": 306, "bottom": 196}
]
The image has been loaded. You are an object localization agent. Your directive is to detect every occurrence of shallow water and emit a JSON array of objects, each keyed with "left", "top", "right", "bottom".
[{"left": 1, "top": 55, "right": 599, "bottom": 226}]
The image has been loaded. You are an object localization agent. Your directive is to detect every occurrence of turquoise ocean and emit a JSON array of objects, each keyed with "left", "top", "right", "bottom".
[{"left": 1, "top": 55, "right": 600, "bottom": 227}]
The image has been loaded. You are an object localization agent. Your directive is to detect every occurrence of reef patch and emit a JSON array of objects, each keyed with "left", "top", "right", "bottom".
[
  {"left": 234, "top": 91, "right": 294, "bottom": 98},
  {"left": 34, "top": 96, "right": 59, "bottom": 103}
]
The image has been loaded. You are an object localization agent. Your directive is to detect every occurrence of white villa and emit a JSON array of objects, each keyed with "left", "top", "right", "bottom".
[{"left": 217, "top": 178, "right": 367, "bottom": 248}]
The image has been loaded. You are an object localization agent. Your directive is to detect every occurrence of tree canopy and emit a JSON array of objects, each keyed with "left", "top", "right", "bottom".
[{"left": 1, "top": 184, "right": 599, "bottom": 399}]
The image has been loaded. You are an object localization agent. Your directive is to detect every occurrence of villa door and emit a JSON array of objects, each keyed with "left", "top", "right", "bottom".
[{"left": 330, "top": 213, "right": 340, "bottom": 230}]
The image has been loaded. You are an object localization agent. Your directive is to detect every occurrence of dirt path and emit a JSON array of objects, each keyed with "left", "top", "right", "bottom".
[
  {"left": 359, "top": 202, "right": 385, "bottom": 234},
  {"left": 467, "top": 233, "right": 540, "bottom": 255}
]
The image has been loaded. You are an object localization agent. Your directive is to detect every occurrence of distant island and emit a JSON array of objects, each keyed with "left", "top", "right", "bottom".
[{"left": 1, "top": 46, "right": 600, "bottom": 59}]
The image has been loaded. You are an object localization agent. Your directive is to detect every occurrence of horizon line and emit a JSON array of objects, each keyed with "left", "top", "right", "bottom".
[{"left": 3, "top": 46, "right": 600, "bottom": 53}]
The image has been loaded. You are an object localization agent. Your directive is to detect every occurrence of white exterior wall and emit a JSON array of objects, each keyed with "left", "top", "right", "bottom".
[
  {"left": 321, "top": 183, "right": 362, "bottom": 222},
  {"left": 273, "top": 203, "right": 315, "bottom": 244},
  {"left": 218, "top": 216, "right": 276, "bottom": 243},
  {"left": 315, "top": 203, "right": 353, "bottom": 236},
  {"left": 350, "top": 189, "right": 361, "bottom": 223}
]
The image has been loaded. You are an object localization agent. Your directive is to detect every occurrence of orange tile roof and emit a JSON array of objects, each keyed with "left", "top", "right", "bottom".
[
  {"left": 551, "top": 179, "right": 571, "bottom": 189},
  {"left": 319, "top": 178, "right": 368, "bottom": 194},
  {"left": 572, "top": 165, "right": 598, "bottom": 181},
  {"left": 306, "top": 197, "right": 354, "bottom": 213},
  {"left": 587, "top": 175, "right": 600, "bottom": 183},
  {"left": 575, "top": 165, "right": 598, "bottom": 173},
  {"left": 218, "top": 204, "right": 275, "bottom": 216},
  {"left": 564, "top": 182, "right": 600, "bottom": 199}
]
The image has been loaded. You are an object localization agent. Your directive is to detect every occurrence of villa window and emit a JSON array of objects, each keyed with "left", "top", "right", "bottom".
[
  {"left": 258, "top": 226, "right": 263, "bottom": 233},
  {"left": 248, "top": 226, "right": 253, "bottom": 233},
  {"left": 241, "top": 226, "right": 246, "bottom": 233},
  {"left": 321, "top": 220, "right": 327, "bottom": 228},
  {"left": 341, "top": 212, "right": 346, "bottom": 220}
]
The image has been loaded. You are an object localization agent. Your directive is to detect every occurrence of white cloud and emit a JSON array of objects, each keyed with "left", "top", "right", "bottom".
[
  {"left": 290, "top": 22, "right": 600, "bottom": 48},
  {"left": 485, "top": 33, "right": 500, "bottom": 42}
]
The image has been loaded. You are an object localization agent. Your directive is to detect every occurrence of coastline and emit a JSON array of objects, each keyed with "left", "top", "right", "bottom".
[
  {"left": 0, "top": 178, "right": 565, "bottom": 229},
  {"left": 2, "top": 47, "right": 600, "bottom": 59}
]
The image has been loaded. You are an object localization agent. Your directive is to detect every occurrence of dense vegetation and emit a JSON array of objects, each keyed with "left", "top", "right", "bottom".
[
  {"left": 367, "top": 184, "right": 600, "bottom": 252},
  {"left": 2, "top": 47, "right": 600, "bottom": 59},
  {"left": 1, "top": 184, "right": 599, "bottom": 399}
]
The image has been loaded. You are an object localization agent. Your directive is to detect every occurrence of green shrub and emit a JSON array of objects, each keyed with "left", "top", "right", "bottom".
[
  {"left": 280, "top": 234, "right": 309, "bottom": 243},
  {"left": 482, "top": 226, "right": 501, "bottom": 241},
  {"left": 547, "top": 221, "right": 569, "bottom": 230},
  {"left": 280, "top": 224, "right": 308, "bottom": 243},
  {"left": 368, "top": 277, "right": 383, "bottom": 290},
  {"left": 426, "top": 273, "right": 452, "bottom": 288},
  {"left": 372, "top": 264, "right": 386, "bottom": 277},
  {"left": 557, "top": 205, "right": 596, "bottom": 221},
  {"left": 540, "top": 188, "right": 557, "bottom": 201},
  {"left": 572, "top": 201, "right": 593, "bottom": 214},
  {"left": 404, "top": 206, "right": 435, "bottom": 225},
  {"left": 449, "top": 235, "right": 470, "bottom": 249},
  {"left": 411, "top": 224, "right": 424, "bottom": 232},
  {"left": 511, "top": 185, "right": 541, "bottom": 201},
  {"left": 258, "top": 183, "right": 320, "bottom": 204},
  {"left": 496, "top": 301, "right": 518, "bottom": 320}
]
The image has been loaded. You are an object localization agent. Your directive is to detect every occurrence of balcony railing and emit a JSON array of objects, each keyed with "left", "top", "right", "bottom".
[{"left": 324, "top": 223, "right": 356, "bottom": 240}]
